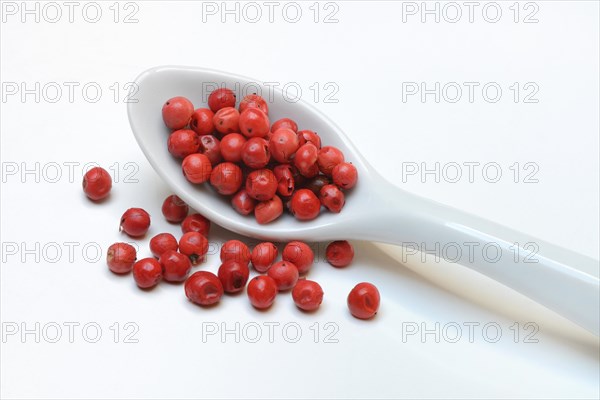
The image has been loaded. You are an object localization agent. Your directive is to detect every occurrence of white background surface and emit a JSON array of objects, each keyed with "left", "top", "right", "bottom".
[{"left": 1, "top": 1, "right": 599, "bottom": 399}]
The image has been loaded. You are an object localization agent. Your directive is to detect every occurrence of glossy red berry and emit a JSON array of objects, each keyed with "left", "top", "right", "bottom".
[
  {"left": 289, "top": 189, "right": 320, "bottom": 221},
  {"left": 294, "top": 143, "right": 319, "bottom": 178},
  {"left": 255, "top": 195, "right": 283, "bottom": 224},
  {"left": 182, "top": 153, "right": 212, "bottom": 184},
  {"left": 149, "top": 233, "right": 178, "bottom": 258},
  {"left": 239, "top": 93, "right": 269, "bottom": 115},
  {"left": 120, "top": 208, "right": 151, "bottom": 237},
  {"left": 247, "top": 276, "right": 278, "bottom": 309},
  {"left": 159, "top": 250, "right": 192, "bottom": 282},
  {"left": 185, "top": 271, "right": 224, "bottom": 306},
  {"left": 181, "top": 213, "right": 211, "bottom": 236},
  {"left": 210, "top": 162, "right": 243, "bottom": 195},
  {"left": 220, "top": 133, "right": 247, "bottom": 163},
  {"left": 241, "top": 137, "right": 270, "bottom": 169},
  {"left": 239, "top": 108, "right": 270, "bottom": 138},
  {"left": 132, "top": 258, "right": 162, "bottom": 289},
  {"left": 208, "top": 88, "right": 236, "bottom": 113},
  {"left": 267, "top": 261, "right": 299, "bottom": 291},
  {"left": 317, "top": 146, "right": 345, "bottom": 176},
  {"left": 198, "top": 135, "right": 222, "bottom": 166},
  {"left": 231, "top": 189, "right": 257, "bottom": 216},
  {"left": 269, "top": 128, "right": 299, "bottom": 163},
  {"left": 332, "top": 162, "right": 358, "bottom": 189},
  {"left": 245, "top": 169, "right": 277, "bottom": 201},
  {"left": 213, "top": 107, "right": 240, "bottom": 134},
  {"left": 161, "top": 195, "right": 189, "bottom": 223},
  {"left": 162, "top": 96, "right": 194, "bottom": 130},
  {"left": 106, "top": 242, "right": 137, "bottom": 274},
  {"left": 292, "top": 280, "right": 324, "bottom": 311},
  {"left": 82, "top": 167, "right": 112, "bottom": 201},
  {"left": 347, "top": 282, "right": 380, "bottom": 319},
  {"left": 282, "top": 241, "right": 314, "bottom": 274},
  {"left": 250, "top": 242, "right": 278, "bottom": 272},
  {"left": 221, "top": 240, "right": 251, "bottom": 265},
  {"left": 326, "top": 240, "right": 354, "bottom": 268},
  {"left": 218, "top": 260, "right": 250, "bottom": 293},
  {"left": 271, "top": 118, "right": 298, "bottom": 133},
  {"left": 168, "top": 129, "right": 200, "bottom": 159},
  {"left": 189, "top": 108, "right": 215, "bottom": 135},
  {"left": 319, "top": 184, "right": 345, "bottom": 213},
  {"left": 297, "top": 130, "right": 321, "bottom": 149},
  {"left": 273, "top": 164, "right": 295, "bottom": 197},
  {"left": 179, "top": 232, "right": 209, "bottom": 264}
]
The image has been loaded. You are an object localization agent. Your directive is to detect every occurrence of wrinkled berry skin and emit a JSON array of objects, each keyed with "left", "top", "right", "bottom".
[
  {"left": 208, "top": 88, "right": 236, "bottom": 113},
  {"left": 271, "top": 118, "right": 298, "bottom": 133},
  {"left": 107, "top": 242, "right": 137, "bottom": 274},
  {"left": 210, "top": 162, "right": 243, "bottom": 195},
  {"left": 239, "top": 108, "right": 270, "bottom": 138},
  {"left": 133, "top": 258, "right": 163, "bottom": 289},
  {"left": 218, "top": 260, "right": 250, "bottom": 293},
  {"left": 347, "top": 282, "right": 380, "bottom": 319},
  {"left": 82, "top": 167, "right": 112, "bottom": 201},
  {"left": 255, "top": 195, "right": 283, "bottom": 224},
  {"left": 269, "top": 128, "right": 299, "bottom": 163},
  {"left": 199, "top": 135, "right": 222, "bottom": 166},
  {"left": 239, "top": 93, "right": 269, "bottom": 115},
  {"left": 242, "top": 137, "right": 270, "bottom": 169},
  {"left": 292, "top": 280, "right": 324, "bottom": 311},
  {"left": 221, "top": 240, "right": 251, "bottom": 265},
  {"left": 149, "top": 233, "right": 178, "bottom": 258},
  {"left": 297, "top": 130, "right": 321, "bottom": 149},
  {"left": 282, "top": 241, "right": 314, "bottom": 274},
  {"left": 319, "top": 184, "right": 345, "bottom": 213},
  {"left": 317, "top": 146, "right": 345, "bottom": 176},
  {"left": 179, "top": 232, "right": 209, "bottom": 264},
  {"left": 168, "top": 129, "right": 200, "bottom": 159},
  {"left": 247, "top": 276, "right": 278, "bottom": 309},
  {"left": 251, "top": 242, "right": 278, "bottom": 273},
  {"left": 213, "top": 107, "right": 240, "bottom": 134},
  {"left": 181, "top": 213, "right": 211, "bottom": 236},
  {"left": 326, "top": 240, "right": 354, "bottom": 268},
  {"left": 161, "top": 195, "right": 189, "bottom": 223},
  {"left": 120, "top": 208, "right": 151, "bottom": 237},
  {"left": 246, "top": 169, "right": 277, "bottom": 201},
  {"left": 162, "top": 96, "right": 194, "bottom": 130},
  {"left": 273, "top": 165, "right": 295, "bottom": 197},
  {"left": 294, "top": 143, "right": 319, "bottom": 178},
  {"left": 185, "top": 271, "right": 224, "bottom": 306},
  {"left": 182, "top": 153, "right": 212, "bottom": 184},
  {"left": 190, "top": 108, "right": 215, "bottom": 136},
  {"left": 332, "top": 162, "right": 358, "bottom": 189},
  {"left": 289, "top": 189, "right": 320, "bottom": 221},
  {"left": 159, "top": 250, "right": 192, "bottom": 282},
  {"left": 267, "top": 261, "right": 299, "bottom": 291},
  {"left": 231, "top": 189, "right": 257, "bottom": 216}
]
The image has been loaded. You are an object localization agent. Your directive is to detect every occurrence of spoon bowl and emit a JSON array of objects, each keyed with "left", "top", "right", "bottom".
[{"left": 128, "top": 66, "right": 599, "bottom": 335}]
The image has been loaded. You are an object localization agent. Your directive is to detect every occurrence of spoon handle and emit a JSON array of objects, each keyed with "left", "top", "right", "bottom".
[{"left": 364, "top": 184, "right": 599, "bottom": 335}]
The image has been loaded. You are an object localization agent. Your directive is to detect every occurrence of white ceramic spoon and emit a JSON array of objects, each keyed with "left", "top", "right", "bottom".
[{"left": 128, "top": 66, "right": 599, "bottom": 335}]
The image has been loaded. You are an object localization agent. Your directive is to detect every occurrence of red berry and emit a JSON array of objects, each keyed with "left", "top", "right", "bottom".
[
  {"left": 326, "top": 240, "right": 354, "bottom": 268},
  {"left": 231, "top": 189, "right": 257, "bottom": 216},
  {"left": 159, "top": 250, "right": 192, "bottom": 282},
  {"left": 106, "top": 242, "right": 136, "bottom": 274},
  {"left": 255, "top": 195, "right": 283, "bottom": 224},
  {"left": 241, "top": 137, "right": 270, "bottom": 169},
  {"left": 239, "top": 108, "right": 270, "bottom": 138},
  {"left": 303, "top": 175, "right": 330, "bottom": 196},
  {"left": 167, "top": 129, "right": 200, "bottom": 159},
  {"left": 149, "top": 233, "right": 178, "bottom": 258},
  {"left": 250, "top": 242, "right": 278, "bottom": 272},
  {"left": 189, "top": 108, "right": 215, "bottom": 135},
  {"left": 347, "top": 282, "right": 380, "bottom": 319},
  {"left": 273, "top": 164, "right": 295, "bottom": 197},
  {"left": 297, "top": 130, "right": 321, "bottom": 149},
  {"left": 198, "top": 135, "right": 222, "bottom": 166},
  {"left": 210, "top": 162, "right": 243, "bottom": 195},
  {"left": 271, "top": 118, "right": 298, "bottom": 133},
  {"left": 269, "top": 128, "right": 299, "bottom": 163},
  {"left": 294, "top": 143, "right": 319, "bottom": 178},
  {"left": 179, "top": 232, "right": 209, "bottom": 264},
  {"left": 282, "top": 241, "right": 314, "bottom": 274},
  {"left": 120, "top": 208, "right": 151, "bottom": 237},
  {"left": 182, "top": 153, "right": 212, "bottom": 184},
  {"left": 289, "top": 189, "right": 320, "bottom": 221},
  {"left": 267, "top": 261, "right": 299, "bottom": 291},
  {"left": 181, "top": 213, "right": 211, "bottom": 236},
  {"left": 213, "top": 107, "right": 240, "bottom": 134},
  {"left": 161, "top": 195, "right": 189, "bottom": 223},
  {"left": 185, "top": 271, "right": 224, "bottom": 306},
  {"left": 208, "top": 88, "right": 236, "bottom": 113},
  {"left": 246, "top": 169, "right": 277, "bottom": 201},
  {"left": 218, "top": 260, "right": 250, "bottom": 293},
  {"left": 317, "top": 146, "right": 345, "bottom": 176},
  {"left": 239, "top": 93, "right": 269, "bottom": 115},
  {"left": 132, "top": 258, "right": 162, "bottom": 289},
  {"left": 162, "top": 96, "right": 194, "bottom": 130},
  {"left": 220, "top": 133, "right": 247, "bottom": 163},
  {"left": 292, "top": 280, "right": 323, "bottom": 311},
  {"left": 319, "top": 184, "right": 345, "bottom": 213},
  {"left": 82, "top": 167, "right": 112, "bottom": 201},
  {"left": 247, "top": 276, "right": 278, "bottom": 309},
  {"left": 332, "top": 162, "right": 358, "bottom": 189},
  {"left": 220, "top": 240, "right": 251, "bottom": 265}
]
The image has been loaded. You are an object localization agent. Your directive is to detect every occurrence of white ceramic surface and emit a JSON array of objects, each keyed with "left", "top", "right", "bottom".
[{"left": 128, "top": 66, "right": 600, "bottom": 335}]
